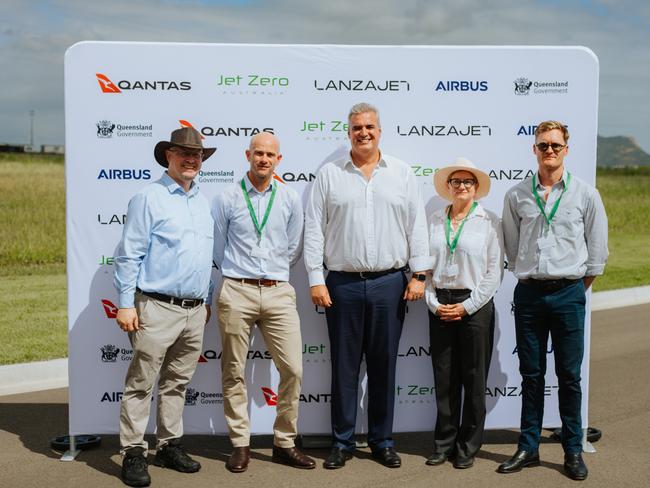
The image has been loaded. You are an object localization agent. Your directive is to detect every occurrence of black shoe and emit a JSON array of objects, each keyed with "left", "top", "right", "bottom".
[
  {"left": 372, "top": 447, "right": 401, "bottom": 468},
  {"left": 121, "top": 447, "right": 151, "bottom": 487},
  {"left": 497, "top": 449, "right": 540, "bottom": 473},
  {"left": 323, "top": 447, "right": 353, "bottom": 469},
  {"left": 453, "top": 456, "right": 474, "bottom": 469},
  {"left": 564, "top": 453, "right": 588, "bottom": 480},
  {"left": 425, "top": 452, "right": 448, "bottom": 466},
  {"left": 153, "top": 439, "right": 201, "bottom": 473}
]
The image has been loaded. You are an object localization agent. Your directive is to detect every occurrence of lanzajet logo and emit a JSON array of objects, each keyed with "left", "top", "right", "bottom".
[
  {"left": 96, "top": 73, "right": 121, "bottom": 93},
  {"left": 101, "top": 299, "right": 118, "bottom": 319},
  {"left": 488, "top": 169, "right": 535, "bottom": 181},
  {"left": 185, "top": 388, "right": 200, "bottom": 406},
  {"left": 262, "top": 387, "right": 278, "bottom": 406},
  {"left": 514, "top": 77, "right": 568, "bottom": 95},
  {"left": 97, "top": 169, "right": 151, "bottom": 180},
  {"left": 485, "top": 385, "right": 558, "bottom": 398},
  {"left": 314, "top": 79, "right": 410, "bottom": 92},
  {"left": 398, "top": 345, "right": 431, "bottom": 358},
  {"left": 100, "top": 344, "right": 120, "bottom": 362},
  {"left": 96, "top": 120, "right": 116, "bottom": 137},
  {"left": 397, "top": 125, "right": 492, "bottom": 137},
  {"left": 96, "top": 72, "right": 191, "bottom": 92},
  {"left": 435, "top": 80, "right": 488, "bottom": 92},
  {"left": 98, "top": 214, "right": 126, "bottom": 225}
]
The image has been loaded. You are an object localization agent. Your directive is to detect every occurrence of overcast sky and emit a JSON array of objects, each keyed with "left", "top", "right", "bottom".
[{"left": 1, "top": 0, "right": 649, "bottom": 151}]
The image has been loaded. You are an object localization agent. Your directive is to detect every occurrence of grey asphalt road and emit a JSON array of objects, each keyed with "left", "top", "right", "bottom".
[{"left": 1, "top": 304, "right": 648, "bottom": 488}]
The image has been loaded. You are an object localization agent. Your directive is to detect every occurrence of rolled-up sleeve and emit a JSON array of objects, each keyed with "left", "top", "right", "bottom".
[{"left": 584, "top": 188, "right": 609, "bottom": 276}]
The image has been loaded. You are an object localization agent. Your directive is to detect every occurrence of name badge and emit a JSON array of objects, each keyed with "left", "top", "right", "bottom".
[
  {"left": 537, "top": 234, "right": 557, "bottom": 250},
  {"left": 444, "top": 264, "right": 459, "bottom": 277},
  {"left": 250, "top": 246, "right": 270, "bottom": 259}
]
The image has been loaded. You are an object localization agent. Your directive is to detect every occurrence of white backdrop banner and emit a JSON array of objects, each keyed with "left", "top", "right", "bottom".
[{"left": 64, "top": 42, "right": 599, "bottom": 436}]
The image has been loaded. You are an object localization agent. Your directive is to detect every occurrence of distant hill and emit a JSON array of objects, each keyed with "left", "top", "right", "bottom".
[{"left": 597, "top": 135, "right": 650, "bottom": 167}]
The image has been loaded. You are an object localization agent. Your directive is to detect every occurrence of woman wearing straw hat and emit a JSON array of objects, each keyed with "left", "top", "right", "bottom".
[{"left": 424, "top": 157, "right": 503, "bottom": 469}]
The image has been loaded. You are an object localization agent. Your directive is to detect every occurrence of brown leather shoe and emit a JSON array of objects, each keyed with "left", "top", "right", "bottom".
[
  {"left": 226, "top": 446, "right": 250, "bottom": 473},
  {"left": 271, "top": 446, "right": 316, "bottom": 469}
]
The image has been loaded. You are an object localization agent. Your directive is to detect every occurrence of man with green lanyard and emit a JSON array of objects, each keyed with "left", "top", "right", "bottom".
[
  {"left": 499, "top": 121, "right": 608, "bottom": 480},
  {"left": 212, "top": 132, "right": 315, "bottom": 473}
]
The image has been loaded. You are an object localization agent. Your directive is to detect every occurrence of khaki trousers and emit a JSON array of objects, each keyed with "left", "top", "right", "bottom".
[
  {"left": 119, "top": 292, "right": 206, "bottom": 453},
  {"left": 217, "top": 278, "right": 303, "bottom": 448}
]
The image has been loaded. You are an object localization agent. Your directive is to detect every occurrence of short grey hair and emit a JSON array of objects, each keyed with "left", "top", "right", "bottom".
[{"left": 348, "top": 102, "right": 380, "bottom": 127}]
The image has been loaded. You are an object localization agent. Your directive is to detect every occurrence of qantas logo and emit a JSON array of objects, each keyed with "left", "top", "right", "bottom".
[
  {"left": 179, "top": 119, "right": 205, "bottom": 140},
  {"left": 101, "top": 299, "right": 118, "bottom": 318},
  {"left": 96, "top": 73, "right": 191, "bottom": 92},
  {"left": 261, "top": 387, "right": 278, "bottom": 406},
  {"left": 96, "top": 73, "right": 121, "bottom": 93}
]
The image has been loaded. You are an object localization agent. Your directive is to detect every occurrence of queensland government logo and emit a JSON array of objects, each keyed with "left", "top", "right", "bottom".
[
  {"left": 96, "top": 120, "right": 152, "bottom": 138},
  {"left": 100, "top": 344, "right": 120, "bottom": 362},
  {"left": 514, "top": 77, "right": 568, "bottom": 95}
]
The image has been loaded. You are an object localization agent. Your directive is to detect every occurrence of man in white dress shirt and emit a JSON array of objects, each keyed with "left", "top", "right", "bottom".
[{"left": 304, "top": 102, "right": 430, "bottom": 469}]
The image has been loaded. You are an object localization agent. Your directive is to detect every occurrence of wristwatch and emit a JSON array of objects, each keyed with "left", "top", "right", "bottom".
[{"left": 412, "top": 273, "right": 426, "bottom": 282}]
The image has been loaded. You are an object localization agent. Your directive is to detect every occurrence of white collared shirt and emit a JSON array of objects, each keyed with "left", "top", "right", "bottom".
[
  {"left": 304, "top": 153, "right": 430, "bottom": 286},
  {"left": 425, "top": 202, "right": 504, "bottom": 315}
]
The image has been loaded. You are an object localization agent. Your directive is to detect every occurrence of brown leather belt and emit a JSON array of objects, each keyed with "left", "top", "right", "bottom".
[{"left": 227, "top": 277, "right": 281, "bottom": 287}]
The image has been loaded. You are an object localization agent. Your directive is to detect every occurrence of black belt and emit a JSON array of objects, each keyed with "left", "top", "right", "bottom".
[
  {"left": 519, "top": 278, "right": 580, "bottom": 293},
  {"left": 136, "top": 288, "right": 204, "bottom": 309},
  {"left": 334, "top": 268, "right": 404, "bottom": 280}
]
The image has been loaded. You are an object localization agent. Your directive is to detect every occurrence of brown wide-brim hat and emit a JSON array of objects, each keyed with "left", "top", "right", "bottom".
[
  {"left": 434, "top": 157, "right": 491, "bottom": 201},
  {"left": 154, "top": 127, "right": 216, "bottom": 168}
]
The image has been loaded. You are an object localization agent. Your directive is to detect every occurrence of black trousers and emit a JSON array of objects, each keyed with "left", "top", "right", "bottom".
[{"left": 429, "top": 289, "right": 495, "bottom": 459}]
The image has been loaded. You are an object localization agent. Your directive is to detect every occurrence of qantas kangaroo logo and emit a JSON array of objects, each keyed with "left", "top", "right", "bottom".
[
  {"left": 261, "top": 387, "right": 278, "bottom": 406},
  {"left": 101, "top": 299, "right": 118, "bottom": 318},
  {"left": 96, "top": 73, "right": 121, "bottom": 93},
  {"left": 178, "top": 119, "right": 205, "bottom": 140}
]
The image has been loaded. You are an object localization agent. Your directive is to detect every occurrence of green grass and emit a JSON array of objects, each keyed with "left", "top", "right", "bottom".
[
  {"left": 594, "top": 167, "right": 650, "bottom": 291},
  {"left": 0, "top": 155, "right": 648, "bottom": 364}
]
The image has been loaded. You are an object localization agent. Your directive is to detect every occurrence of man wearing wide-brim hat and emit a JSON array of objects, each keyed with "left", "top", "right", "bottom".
[{"left": 114, "top": 127, "right": 216, "bottom": 487}]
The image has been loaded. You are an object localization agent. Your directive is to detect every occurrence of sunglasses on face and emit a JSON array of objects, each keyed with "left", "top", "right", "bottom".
[{"left": 535, "top": 142, "right": 566, "bottom": 154}]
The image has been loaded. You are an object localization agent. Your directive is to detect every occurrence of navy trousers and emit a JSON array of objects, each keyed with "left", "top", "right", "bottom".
[
  {"left": 514, "top": 280, "right": 586, "bottom": 454},
  {"left": 325, "top": 270, "right": 407, "bottom": 452}
]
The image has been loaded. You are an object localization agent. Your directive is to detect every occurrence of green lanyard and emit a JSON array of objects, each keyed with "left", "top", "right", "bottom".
[
  {"left": 532, "top": 172, "right": 571, "bottom": 226},
  {"left": 445, "top": 201, "right": 478, "bottom": 254},
  {"left": 240, "top": 178, "right": 277, "bottom": 240}
]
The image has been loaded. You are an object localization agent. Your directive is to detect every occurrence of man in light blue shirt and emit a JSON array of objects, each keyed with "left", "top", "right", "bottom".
[
  {"left": 499, "top": 121, "right": 608, "bottom": 481},
  {"left": 212, "top": 132, "right": 314, "bottom": 473},
  {"left": 114, "top": 127, "right": 215, "bottom": 487}
]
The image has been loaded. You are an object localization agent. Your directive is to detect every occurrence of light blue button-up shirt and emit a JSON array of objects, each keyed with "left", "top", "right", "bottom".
[
  {"left": 502, "top": 171, "right": 608, "bottom": 280},
  {"left": 114, "top": 172, "right": 214, "bottom": 308},
  {"left": 212, "top": 175, "right": 304, "bottom": 281}
]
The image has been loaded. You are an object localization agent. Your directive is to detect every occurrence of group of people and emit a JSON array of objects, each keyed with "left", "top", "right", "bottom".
[{"left": 112, "top": 102, "right": 608, "bottom": 487}]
